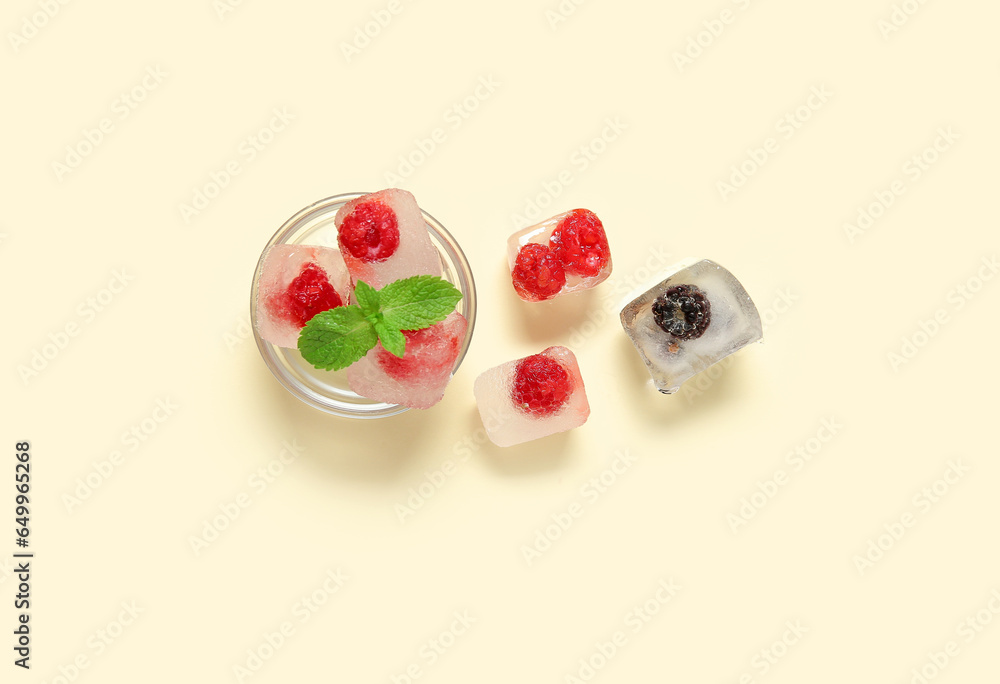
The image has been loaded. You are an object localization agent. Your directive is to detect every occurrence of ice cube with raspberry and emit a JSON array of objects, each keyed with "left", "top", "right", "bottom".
[
  {"left": 508, "top": 209, "right": 612, "bottom": 302},
  {"left": 255, "top": 244, "right": 351, "bottom": 348},
  {"left": 473, "top": 346, "right": 590, "bottom": 447},
  {"left": 334, "top": 188, "right": 441, "bottom": 289},
  {"left": 346, "top": 311, "right": 468, "bottom": 410},
  {"left": 619, "top": 258, "right": 762, "bottom": 394}
]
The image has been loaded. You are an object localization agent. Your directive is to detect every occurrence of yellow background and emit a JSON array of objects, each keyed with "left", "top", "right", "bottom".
[{"left": 4, "top": 0, "right": 999, "bottom": 681}]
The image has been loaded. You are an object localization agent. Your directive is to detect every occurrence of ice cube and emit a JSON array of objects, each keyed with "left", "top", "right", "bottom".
[
  {"left": 507, "top": 209, "right": 612, "bottom": 302},
  {"left": 334, "top": 188, "right": 441, "bottom": 289},
  {"left": 346, "top": 311, "right": 468, "bottom": 410},
  {"left": 255, "top": 244, "right": 351, "bottom": 349},
  {"left": 473, "top": 346, "right": 590, "bottom": 447},
  {"left": 619, "top": 258, "right": 762, "bottom": 394}
]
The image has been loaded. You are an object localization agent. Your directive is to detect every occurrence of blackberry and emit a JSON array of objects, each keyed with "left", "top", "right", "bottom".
[{"left": 652, "top": 284, "right": 711, "bottom": 340}]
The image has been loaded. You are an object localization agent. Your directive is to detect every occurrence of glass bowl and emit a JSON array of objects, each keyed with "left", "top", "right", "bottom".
[{"left": 250, "top": 192, "right": 477, "bottom": 418}]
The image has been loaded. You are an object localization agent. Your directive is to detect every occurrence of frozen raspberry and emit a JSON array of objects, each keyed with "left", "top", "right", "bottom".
[
  {"left": 549, "top": 209, "right": 610, "bottom": 277},
  {"left": 271, "top": 262, "right": 343, "bottom": 328},
  {"left": 376, "top": 324, "right": 461, "bottom": 382},
  {"left": 652, "top": 284, "right": 711, "bottom": 340},
  {"left": 338, "top": 200, "right": 400, "bottom": 262},
  {"left": 512, "top": 243, "right": 566, "bottom": 301},
  {"left": 512, "top": 354, "right": 572, "bottom": 416}
]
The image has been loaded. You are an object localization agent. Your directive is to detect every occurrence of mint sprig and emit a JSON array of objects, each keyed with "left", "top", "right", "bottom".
[
  {"left": 380, "top": 276, "right": 465, "bottom": 331},
  {"left": 297, "top": 275, "right": 462, "bottom": 370},
  {"left": 353, "top": 280, "right": 380, "bottom": 319},
  {"left": 297, "top": 306, "right": 378, "bottom": 371},
  {"left": 374, "top": 320, "right": 405, "bottom": 358}
]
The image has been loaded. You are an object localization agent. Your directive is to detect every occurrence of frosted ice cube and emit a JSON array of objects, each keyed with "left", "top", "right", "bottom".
[
  {"left": 507, "top": 209, "right": 612, "bottom": 302},
  {"left": 255, "top": 244, "right": 351, "bottom": 349},
  {"left": 473, "top": 346, "right": 590, "bottom": 447},
  {"left": 620, "top": 258, "right": 762, "bottom": 394},
  {"left": 334, "top": 188, "right": 441, "bottom": 289},
  {"left": 346, "top": 311, "right": 468, "bottom": 410}
]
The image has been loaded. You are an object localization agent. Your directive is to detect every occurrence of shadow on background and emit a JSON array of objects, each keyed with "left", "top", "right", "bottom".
[
  {"left": 464, "top": 405, "right": 577, "bottom": 476},
  {"left": 246, "top": 354, "right": 436, "bottom": 483},
  {"left": 614, "top": 333, "right": 764, "bottom": 434},
  {"left": 497, "top": 259, "right": 597, "bottom": 344}
]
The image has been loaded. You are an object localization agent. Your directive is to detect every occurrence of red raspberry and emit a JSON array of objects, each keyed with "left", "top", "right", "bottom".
[
  {"left": 512, "top": 243, "right": 566, "bottom": 301},
  {"left": 338, "top": 200, "right": 400, "bottom": 262},
  {"left": 377, "top": 324, "right": 461, "bottom": 382},
  {"left": 275, "top": 262, "right": 343, "bottom": 328},
  {"left": 512, "top": 353, "right": 572, "bottom": 416},
  {"left": 549, "top": 209, "right": 610, "bottom": 277}
]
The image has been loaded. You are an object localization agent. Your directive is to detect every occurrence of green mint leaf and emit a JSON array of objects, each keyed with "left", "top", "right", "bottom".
[
  {"left": 297, "top": 305, "right": 377, "bottom": 371},
  {"left": 354, "top": 280, "right": 380, "bottom": 319},
  {"left": 378, "top": 275, "right": 462, "bottom": 331},
  {"left": 375, "top": 321, "right": 406, "bottom": 358}
]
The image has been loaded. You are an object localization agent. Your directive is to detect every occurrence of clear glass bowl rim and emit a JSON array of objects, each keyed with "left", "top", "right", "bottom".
[{"left": 250, "top": 192, "right": 477, "bottom": 419}]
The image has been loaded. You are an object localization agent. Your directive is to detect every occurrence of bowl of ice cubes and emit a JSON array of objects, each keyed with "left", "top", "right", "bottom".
[{"left": 250, "top": 192, "right": 477, "bottom": 418}]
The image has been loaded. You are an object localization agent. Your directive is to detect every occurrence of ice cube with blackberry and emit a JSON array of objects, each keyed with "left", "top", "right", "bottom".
[{"left": 620, "top": 259, "right": 762, "bottom": 394}]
